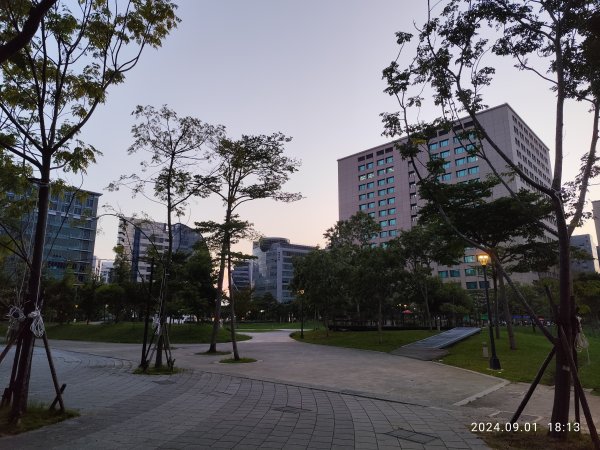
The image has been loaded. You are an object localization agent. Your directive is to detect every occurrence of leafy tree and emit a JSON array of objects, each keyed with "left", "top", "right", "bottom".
[
  {"left": 110, "top": 105, "right": 220, "bottom": 367},
  {"left": 388, "top": 224, "right": 462, "bottom": 330},
  {"left": 198, "top": 133, "right": 301, "bottom": 359},
  {"left": 382, "top": 0, "right": 600, "bottom": 438},
  {"left": 95, "top": 284, "right": 126, "bottom": 323},
  {"left": 0, "top": 0, "right": 178, "bottom": 419},
  {"left": 573, "top": 272, "right": 600, "bottom": 324},
  {"left": 43, "top": 268, "right": 76, "bottom": 323},
  {"left": 0, "top": 0, "right": 57, "bottom": 63}
]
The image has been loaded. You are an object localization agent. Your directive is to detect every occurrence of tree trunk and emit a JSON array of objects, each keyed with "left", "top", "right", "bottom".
[
  {"left": 550, "top": 206, "right": 573, "bottom": 438},
  {"left": 498, "top": 272, "right": 516, "bottom": 350},
  {"left": 10, "top": 158, "right": 51, "bottom": 422},
  {"left": 227, "top": 251, "right": 240, "bottom": 360},
  {"left": 208, "top": 207, "right": 232, "bottom": 353},
  {"left": 492, "top": 266, "right": 500, "bottom": 339}
]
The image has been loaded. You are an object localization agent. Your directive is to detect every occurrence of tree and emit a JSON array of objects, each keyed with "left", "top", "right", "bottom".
[
  {"left": 388, "top": 224, "right": 462, "bottom": 330},
  {"left": 110, "top": 105, "right": 220, "bottom": 367},
  {"left": 0, "top": 0, "right": 58, "bottom": 64},
  {"left": 382, "top": 0, "right": 600, "bottom": 440},
  {"left": 198, "top": 133, "right": 301, "bottom": 359},
  {"left": 0, "top": 0, "right": 178, "bottom": 421}
]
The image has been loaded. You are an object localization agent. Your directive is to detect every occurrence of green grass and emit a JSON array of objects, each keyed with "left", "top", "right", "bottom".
[
  {"left": 0, "top": 404, "right": 78, "bottom": 436},
  {"left": 441, "top": 327, "right": 600, "bottom": 393},
  {"left": 236, "top": 321, "right": 321, "bottom": 331},
  {"left": 291, "top": 329, "right": 441, "bottom": 353},
  {"left": 479, "top": 430, "right": 593, "bottom": 449},
  {"left": 220, "top": 357, "right": 257, "bottom": 364},
  {"left": 0, "top": 321, "right": 250, "bottom": 344}
]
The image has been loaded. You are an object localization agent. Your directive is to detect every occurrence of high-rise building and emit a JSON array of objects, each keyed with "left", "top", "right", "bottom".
[
  {"left": 338, "top": 103, "right": 554, "bottom": 290},
  {"left": 231, "top": 261, "right": 252, "bottom": 292},
  {"left": 117, "top": 218, "right": 200, "bottom": 282},
  {"left": 2, "top": 188, "right": 101, "bottom": 284},
  {"left": 570, "top": 234, "right": 599, "bottom": 273},
  {"left": 252, "top": 237, "right": 315, "bottom": 303}
]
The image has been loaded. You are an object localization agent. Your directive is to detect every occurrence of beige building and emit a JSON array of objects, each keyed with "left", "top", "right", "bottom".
[{"left": 337, "top": 103, "right": 554, "bottom": 290}]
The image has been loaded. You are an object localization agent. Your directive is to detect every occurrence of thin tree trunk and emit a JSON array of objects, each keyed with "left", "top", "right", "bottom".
[
  {"left": 227, "top": 251, "right": 239, "bottom": 360},
  {"left": 498, "top": 271, "right": 516, "bottom": 350},
  {"left": 11, "top": 158, "right": 51, "bottom": 422},
  {"left": 492, "top": 266, "right": 500, "bottom": 339},
  {"left": 377, "top": 297, "right": 383, "bottom": 344}
]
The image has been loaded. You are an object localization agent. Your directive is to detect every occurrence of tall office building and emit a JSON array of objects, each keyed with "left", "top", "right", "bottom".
[
  {"left": 231, "top": 261, "right": 252, "bottom": 292},
  {"left": 252, "top": 237, "right": 315, "bottom": 303},
  {"left": 3, "top": 188, "right": 101, "bottom": 283},
  {"left": 117, "top": 218, "right": 200, "bottom": 282},
  {"left": 338, "top": 103, "right": 554, "bottom": 290},
  {"left": 570, "top": 234, "right": 599, "bottom": 273}
]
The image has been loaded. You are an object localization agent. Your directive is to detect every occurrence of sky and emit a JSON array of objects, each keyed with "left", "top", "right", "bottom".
[{"left": 68, "top": 1, "right": 599, "bottom": 260}]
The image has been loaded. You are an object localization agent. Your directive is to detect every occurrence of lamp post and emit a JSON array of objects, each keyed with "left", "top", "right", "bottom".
[{"left": 477, "top": 253, "right": 501, "bottom": 370}]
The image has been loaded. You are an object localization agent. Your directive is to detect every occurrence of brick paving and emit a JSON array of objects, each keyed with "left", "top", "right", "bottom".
[{"left": 0, "top": 346, "right": 489, "bottom": 449}]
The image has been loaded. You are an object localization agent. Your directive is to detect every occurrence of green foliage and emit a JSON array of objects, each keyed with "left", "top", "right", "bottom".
[{"left": 324, "top": 211, "right": 381, "bottom": 249}]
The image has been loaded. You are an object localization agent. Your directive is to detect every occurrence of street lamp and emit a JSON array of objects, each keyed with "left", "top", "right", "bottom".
[{"left": 477, "top": 253, "right": 501, "bottom": 370}]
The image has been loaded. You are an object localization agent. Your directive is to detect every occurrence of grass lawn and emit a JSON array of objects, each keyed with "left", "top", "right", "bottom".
[
  {"left": 441, "top": 327, "right": 600, "bottom": 394},
  {"left": 290, "top": 329, "right": 440, "bottom": 353},
  {"left": 236, "top": 321, "right": 321, "bottom": 332},
  {"left": 0, "top": 322, "right": 250, "bottom": 344},
  {"left": 0, "top": 404, "right": 78, "bottom": 436}
]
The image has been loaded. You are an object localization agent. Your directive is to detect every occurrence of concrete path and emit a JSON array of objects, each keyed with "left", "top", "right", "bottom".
[{"left": 0, "top": 330, "right": 597, "bottom": 449}]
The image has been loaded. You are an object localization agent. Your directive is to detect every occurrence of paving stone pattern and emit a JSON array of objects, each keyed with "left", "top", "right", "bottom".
[{"left": 0, "top": 348, "right": 489, "bottom": 449}]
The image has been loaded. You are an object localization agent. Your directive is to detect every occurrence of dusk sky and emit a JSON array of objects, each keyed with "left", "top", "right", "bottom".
[{"left": 70, "top": 1, "right": 598, "bottom": 260}]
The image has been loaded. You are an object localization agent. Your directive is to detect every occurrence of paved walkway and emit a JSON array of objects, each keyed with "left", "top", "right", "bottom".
[{"left": 0, "top": 330, "right": 597, "bottom": 449}]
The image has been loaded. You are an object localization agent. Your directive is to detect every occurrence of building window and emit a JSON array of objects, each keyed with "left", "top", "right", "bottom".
[
  {"left": 411, "top": 216, "right": 417, "bottom": 223},
  {"left": 359, "top": 204, "right": 367, "bottom": 211},
  {"left": 464, "top": 255, "right": 476, "bottom": 263},
  {"left": 359, "top": 184, "right": 366, "bottom": 191},
  {"left": 438, "top": 270, "right": 448, "bottom": 278},
  {"left": 389, "top": 218, "right": 397, "bottom": 226},
  {"left": 441, "top": 173, "right": 451, "bottom": 181},
  {"left": 359, "top": 174, "right": 367, "bottom": 181},
  {"left": 385, "top": 156, "right": 393, "bottom": 163},
  {"left": 386, "top": 167, "right": 394, "bottom": 173},
  {"left": 389, "top": 229, "right": 398, "bottom": 237},
  {"left": 368, "top": 212, "right": 375, "bottom": 218},
  {"left": 380, "top": 220, "right": 389, "bottom": 227},
  {"left": 467, "top": 155, "right": 478, "bottom": 163},
  {"left": 468, "top": 166, "right": 479, "bottom": 175},
  {"left": 358, "top": 164, "right": 366, "bottom": 171},
  {"left": 388, "top": 197, "right": 396, "bottom": 204},
  {"left": 367, "top": 182, "right": 374, "bottom": 189},
  {"left": 455, "top": 146, "right": 465, "bottom": 155},
  {"left": 379, "top": 210, "right": 388, "bottom": 217},
  {"left": 465, "top": 268, "right": 477, "bottom": 276},
  {"left": 442, "top": 162, "right": 451, "bottom": 170},
  {"left": 378, "top": 189, "right": 386, "bottom": 196},
  {"left": 367, "top": 172, "right": 374, "bottom": 178},
  {"left": 366, "top": 162, "right": 374, "bottom": 169},
  {"left": 440, "top": 150, "right": 450, "bottom": 158},
  {"left": 429, "top": 142, "right": 439, "bottom": 151},
  {"left": 359, "top": 194, "right": 367, "bottom": 200},
  {"left": 367, "top": 192, "right": 375, "bottom": 199},
  {"left": 388, "top": 208, "right": 396, "bottom": 214},
  {"left": 378, "top": 199, "right": 387, "bottom": 206},
  {"left": 380, "top": 231, "right": 389, "bottom": 238},
  {"left": 455, "top": 157, "right": 466, "bottom": 166},
  {"left": 439, "top": 139, "right": 449, "bottom": 147},
  {"left": 410, "top": 192, "right": 417, "bottom": 200},
  {"left": 377, "top": 159, "right": 385, "bottom": 166},
  {"left": 466, "top": 144, "right": 476, "bottom": 152},
  {"left": 456, "top": 169, "right": 467, "bottom": 177},
  {"left": 368, "top": 202, "right": 375, "bottom": 209},
  {"left": 408, "top": 171, "right": 415, "bottom": 178},
  {"left": 450, "top": 269, "right": 460, "bottom": 278},
  {"left": 387, "top": 187, "right": 395, "bottom": 194},
  {"left": 386, "top": 176, "right": 394, "bottom": 184},
  {"left": 378, "top": 179, "right": 386, "bottom": 186},
  {"left": 466, "top": 281, "right": 478, "bottom": 290}
]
